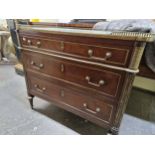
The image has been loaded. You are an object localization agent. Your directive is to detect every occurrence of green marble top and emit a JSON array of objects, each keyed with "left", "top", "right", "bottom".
[{"left": 18, "top": 24, "right": 155, "bottom": 42}]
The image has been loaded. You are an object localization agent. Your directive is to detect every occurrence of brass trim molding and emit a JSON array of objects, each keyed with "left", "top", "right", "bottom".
[
  {"left": 129, "top": 42, "right": 146, "bottom": 70},
  {"left": 114, "top": 73, "right": 135, "bottom": 128},
  {"left": 19, "top": 46, "right": 139, "bottom": 73},
  {"left": 18, "top": 25, "right": 155, "bottom": 42},
  {"left": 112, "top": 32, "right": 153, "bottom": 42}
]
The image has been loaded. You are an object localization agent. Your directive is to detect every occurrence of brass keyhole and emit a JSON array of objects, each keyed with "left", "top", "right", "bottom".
[
  {"left": 60, "top": 42, "right": 64, "bottom": 50},
  {"left": 60, "top": 64, "right": 65, "bottom": 72},
  {"left": 60, "top": 90, "right": 65, "bottom": 97}
]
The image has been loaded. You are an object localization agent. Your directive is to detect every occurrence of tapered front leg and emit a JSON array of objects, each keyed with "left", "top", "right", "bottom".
[{"left": 27, "top": 95, "right": 34, "bottom": 109}]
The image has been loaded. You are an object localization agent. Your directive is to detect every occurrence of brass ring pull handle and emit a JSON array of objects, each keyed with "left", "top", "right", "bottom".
[
  {"left": 85, "top": 76, "right": 105, "bottom": 87},
  {"left": 88, "top": 49, "right": 112, "bottom": 61},
  {"left": 83, "top": 103, "right": 101, "bottom": 114},
  {"left": 36, "top": 41, "right": 41, "bottom": 48},
  {"left": 22, "top": 37, "right": 26, "bottom": 41},
  {"left": 88, "top": 49, "right": 93, "bottom": 57},
  {"left": 34, "top": 84, "right": 46, "bottom": 93},
  {"left": 27, "top": 40, "right": 32, "bottom": 45},
  {"left": 31, "top": 61, "right": 44, "bottom": 70},
  {"left": 104, "top": 52, "right": 112, "bottom": 60}
]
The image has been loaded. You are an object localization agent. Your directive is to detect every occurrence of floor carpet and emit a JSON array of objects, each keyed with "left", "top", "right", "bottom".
[{"left": 0, "top": 65, "right": 155, "bottom": 135}]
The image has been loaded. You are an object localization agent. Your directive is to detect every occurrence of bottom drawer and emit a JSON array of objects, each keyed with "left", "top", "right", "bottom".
[{"left": 28, "top": 75, "right": 114, "bottom": 124}]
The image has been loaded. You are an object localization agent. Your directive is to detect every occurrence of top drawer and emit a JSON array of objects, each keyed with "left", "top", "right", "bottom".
[{"left": 20, "top": 35, "right": 133, "bottom": 67}]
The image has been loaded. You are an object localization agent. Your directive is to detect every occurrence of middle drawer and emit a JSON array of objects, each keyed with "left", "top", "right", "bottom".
[{"left": 22, "top": 51, "right": 123, "bottom": 98}]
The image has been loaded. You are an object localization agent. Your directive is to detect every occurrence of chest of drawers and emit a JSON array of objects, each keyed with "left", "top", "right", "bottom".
[{"left": 17, "top": 25, "right": 153, "bottom": 134}]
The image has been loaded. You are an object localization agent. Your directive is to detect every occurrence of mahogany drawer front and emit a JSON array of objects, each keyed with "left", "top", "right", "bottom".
[
  {"left": 21, "top": 36, "right": 63, "bottom": 51},
  {"left": 22, "top": 51, "right": 122, "bottom": 98},
  {"left": 20, "top": 36, "right": 131, "bottom": 67},
  {"left": 63, "top": 42, "right": 130, "bottom": 67},
  {"left": 28, "top": 75, "right": 114, "bottom": 123}
]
